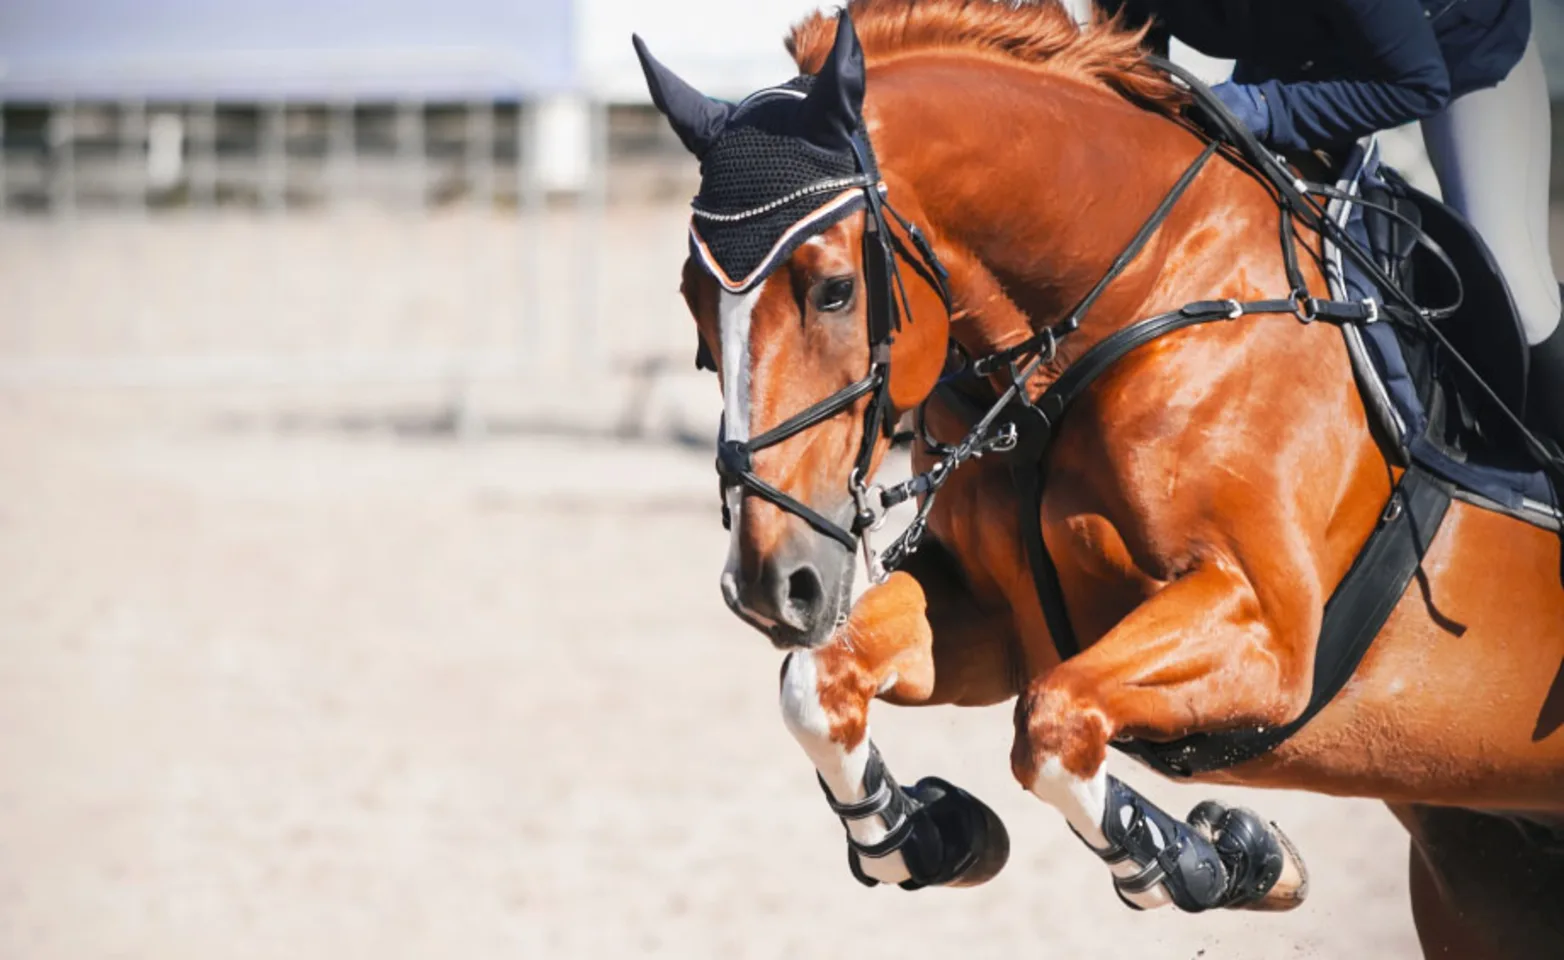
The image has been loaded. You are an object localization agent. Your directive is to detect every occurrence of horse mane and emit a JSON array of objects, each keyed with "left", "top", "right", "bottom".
[{"left": 787, "top": 0, "right": 1185, "bottom": 106}]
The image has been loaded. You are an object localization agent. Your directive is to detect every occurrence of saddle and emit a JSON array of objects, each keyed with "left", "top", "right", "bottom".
[{"left": 1329, "top": 140, "right": 1559, "bottom": 523}]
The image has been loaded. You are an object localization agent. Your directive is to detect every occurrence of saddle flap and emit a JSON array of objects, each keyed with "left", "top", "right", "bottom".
[{"left": 1378, "top": 168, "right": 1530, "bottom": 419}]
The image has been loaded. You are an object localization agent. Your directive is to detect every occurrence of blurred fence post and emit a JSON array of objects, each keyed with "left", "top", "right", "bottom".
[
  {"left": 50, "top": 101, "right": 76, "bottom": 218},
  {"left": 146, "top": 110, "right": 186, "bottom": 197},
  {"left": 455, "top": 99, "right": 497, "bottom": 441},
  {"left": 397, "top": 99, "right": 425, "bottom": 212},
  {"left": 329, "top": 98, "right": 355, "bottom": 211},
  {"left": 262, "top": 101, "right": 287, "bottom": 212},
  {"left": 191, "top": 101, "right": 217, "bottom": 210},
  {"left": 122, "top": 99, "right": 148, "bottom": 217},
  {"left": 518, "top": 99, "right": 541, "bottom": 371},
  {"left": 467, "top": 100, "right": 494, "bottom": 208},
  {"left": 581, "top": 98, "right": 609, "bottom": 367},
  {"left": 0, "top": 100, "right": 7, "bottom": 217}
]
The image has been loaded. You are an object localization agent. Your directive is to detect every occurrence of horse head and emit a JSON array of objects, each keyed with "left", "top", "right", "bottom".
[{"left": 637, "top": 14, "right": 951, "bottom": 647}]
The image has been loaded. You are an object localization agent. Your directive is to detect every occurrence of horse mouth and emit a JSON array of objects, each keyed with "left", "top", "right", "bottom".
[{"left": 720, "top": 561, "right": 854, "bottom": 650}]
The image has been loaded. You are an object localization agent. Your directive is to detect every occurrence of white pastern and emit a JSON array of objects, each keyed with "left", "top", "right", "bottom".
[
  {"left": 719, "top": 286, "right": 762, "bottom": 581},
  {"left": 1030, "top": 756, "right": 1172, "bottom": 910},
  {"left": 780, "top": 651, "right": 912, "bottom": 886}
]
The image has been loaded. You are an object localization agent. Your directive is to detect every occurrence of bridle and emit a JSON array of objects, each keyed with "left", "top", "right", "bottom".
[
  {"left": 712, "top": 132, "right": 953, "bottom": 575},
  {"left": 705, "top": 54, "right": 1561, "bottom": 597},
  {"left": 707, "top": 123, "right": 1237, "bottom": 583},
  {"left": 706, "top": 108, "right": 1234, "bottom": 583}
]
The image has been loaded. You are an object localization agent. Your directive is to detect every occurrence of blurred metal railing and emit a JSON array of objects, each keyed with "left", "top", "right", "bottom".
[
  {"left": 0, "top": 79, "right": 706, "bottom": 400},
  {"left": 0, "top": 93, "right": 574, "bottom": 387}
]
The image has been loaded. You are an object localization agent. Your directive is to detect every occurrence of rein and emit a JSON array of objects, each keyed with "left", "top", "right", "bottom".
[
  {"left": 866, "top": 126, "right": 1384, "bottom": 579},
  {"left": 870, "top": 136, "right": 1224, "bottom": 575},
  {"left": 707, "top": 53, "right": 1559, "bottom": 646},
  {"left": 862, "top": 58, "right": 1563, "bottom": 582},
  {"left": 1150, "top": 56, "right": 1564, "bottom": 484},
  {"left": 709, "top": 77, "right": 1379, "bottom": 583}
]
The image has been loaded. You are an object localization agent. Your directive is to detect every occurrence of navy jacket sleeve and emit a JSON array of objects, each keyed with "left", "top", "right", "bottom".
[{"left": 1236, "top": 0, "right": 1452, "bottom": 151}]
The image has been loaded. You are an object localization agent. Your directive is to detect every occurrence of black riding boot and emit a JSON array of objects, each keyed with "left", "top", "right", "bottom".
[{"left": 1528, "top": 310, "right": 1564, "bottom": 450}]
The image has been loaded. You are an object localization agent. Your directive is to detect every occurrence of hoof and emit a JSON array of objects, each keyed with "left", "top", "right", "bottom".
[
  {"left": 1188, "top": 800, "right": 1309, "bottom": 911},
  {"left": 898, "top": 777, "right": 1011, "bottom": 889}
]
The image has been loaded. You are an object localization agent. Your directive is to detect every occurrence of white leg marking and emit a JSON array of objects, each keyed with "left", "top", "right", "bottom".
[
  {"left": 1030, "top": 757, "right": 1173, "bottom": 910},
  {"left": 780, "top": 651, "right": 911, "bottom": 886},
  {"left": 718, "top": 286, "right": 762, "bottom": 585}
]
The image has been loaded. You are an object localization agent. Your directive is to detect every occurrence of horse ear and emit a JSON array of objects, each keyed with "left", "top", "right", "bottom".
[
  {"left": 801, "top": 12, "right": 866, "bottom": 152},
  {"left": 633, "top": 34, "right": 732, "bottom": 158}
]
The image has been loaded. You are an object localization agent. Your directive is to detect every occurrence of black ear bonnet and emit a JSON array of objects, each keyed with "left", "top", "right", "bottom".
[
  {"left": 634, "top": 15, "right": 880, "bottom": 293},
  {"left": 686, "top": 77, "right": 881, "bottom": 292}
]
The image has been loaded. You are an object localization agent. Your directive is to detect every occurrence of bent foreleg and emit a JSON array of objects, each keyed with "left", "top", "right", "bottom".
[
  {"left": 779, "top": 564, "right": 1011, "bottom": 889},
  {"left": 1012, "top": 562, "right": 1311, "bottom": 912}
]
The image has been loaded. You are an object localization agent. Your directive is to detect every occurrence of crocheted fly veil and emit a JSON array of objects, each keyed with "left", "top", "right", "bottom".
[{"left": 633, "top": 15, "right": 878, "bottom": 293}]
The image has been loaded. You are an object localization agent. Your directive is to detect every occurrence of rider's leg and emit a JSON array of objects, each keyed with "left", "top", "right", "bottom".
[
  {"left": 1531, "top": 299, "right": 1564, "bottom": 445},
  {"left": 779, "top": 549, "right": 1015, "bottom": 889},
  {"left": 1421, "top": 38, "right": 1563, "bottom": 438}
]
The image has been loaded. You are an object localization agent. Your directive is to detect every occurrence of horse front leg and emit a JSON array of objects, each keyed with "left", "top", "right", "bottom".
[
  {"left": 1010, "top": 562, "right": 1311, "bottom": 913},
  {"left": 779, "top": 550, "right": 1014, "bottom": 890}
]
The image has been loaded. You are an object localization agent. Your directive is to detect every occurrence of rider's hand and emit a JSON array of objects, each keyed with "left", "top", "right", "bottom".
[{"left": 1211, "top": 82, "right": 1272, "bottom": 143}]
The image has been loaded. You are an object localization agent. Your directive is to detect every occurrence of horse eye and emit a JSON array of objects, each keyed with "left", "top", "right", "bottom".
[{"left": 811, "top": 277, "right": 856, "bottom": 313}]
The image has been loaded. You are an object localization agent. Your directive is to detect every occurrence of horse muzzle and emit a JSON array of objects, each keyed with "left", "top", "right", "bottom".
[{"left": 720, "top": 528, "right": 853, "bottom": 648}]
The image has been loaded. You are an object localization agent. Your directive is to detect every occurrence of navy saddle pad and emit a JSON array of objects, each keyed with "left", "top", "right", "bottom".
[{"left": 1326, "top": 140, "right": 1559, "bottom": 524}]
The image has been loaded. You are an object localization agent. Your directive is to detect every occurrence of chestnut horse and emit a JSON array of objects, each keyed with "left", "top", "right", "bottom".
[{"left": 638, "top": 1, "right": 1564, "bottom": 954}]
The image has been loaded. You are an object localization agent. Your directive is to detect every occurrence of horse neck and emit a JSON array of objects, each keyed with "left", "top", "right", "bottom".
[{"left": 870, "top": 59, "right": 1267, "bottom": 357}]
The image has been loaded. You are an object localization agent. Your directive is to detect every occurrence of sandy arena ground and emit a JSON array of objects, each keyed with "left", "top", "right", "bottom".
[
  {"left": 6, "top": 200, "right": 1562, "bottom": 958},
  {"left": 0, "top": 388, "right": 1422, "bottom": 960}
]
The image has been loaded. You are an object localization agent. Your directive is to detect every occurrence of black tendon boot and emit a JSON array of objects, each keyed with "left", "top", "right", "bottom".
[
  {"left": 1081, "top": 777, "right": 1295, "bottom": 913},
  {"left": 1090, "top": 776, "right": 1231, "bottom": 912},
  {"left": 1527, "top": 301, "right": 1564, "bottom": 452}
]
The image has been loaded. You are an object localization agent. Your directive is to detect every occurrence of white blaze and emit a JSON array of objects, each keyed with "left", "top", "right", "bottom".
[{"left": 719, "top": 286, "right": 762, "bottom": 581}]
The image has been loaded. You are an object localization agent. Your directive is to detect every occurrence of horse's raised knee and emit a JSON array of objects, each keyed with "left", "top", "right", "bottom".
[{"left": 1010, "top": 678, "right": 1112, "bottom": 789}]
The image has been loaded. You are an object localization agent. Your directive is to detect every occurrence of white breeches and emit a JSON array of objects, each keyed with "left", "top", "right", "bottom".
[{"left": 1423, "top": 37, "right": 1561, "bottom": 345}]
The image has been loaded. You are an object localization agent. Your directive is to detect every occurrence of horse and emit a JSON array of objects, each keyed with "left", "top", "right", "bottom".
[{"left": 634, "top": 1, "right": 1564, "bottom": 954}]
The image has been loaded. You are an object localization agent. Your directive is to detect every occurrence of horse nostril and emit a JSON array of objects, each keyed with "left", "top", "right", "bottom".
[{"left": 786, "top": 564, "right": 824, "bottom": 621}]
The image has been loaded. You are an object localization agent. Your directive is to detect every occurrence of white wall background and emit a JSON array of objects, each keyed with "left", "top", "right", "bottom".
[
  {"left": 580, "top": 0, "right": 1205, "bottom": 102},
  {"left": 578, "top": 0, "right": 1564, "bottom": 196},
  {"left": 583, "top": 0, "right": 1564, "bottom": 104},
  {"left": 579, "top": 0, "right": 822, "bottom": 102}
]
